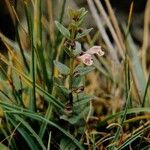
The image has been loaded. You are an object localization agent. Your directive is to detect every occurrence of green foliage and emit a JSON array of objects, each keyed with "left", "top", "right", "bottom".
[
  {"left": 74, "top": 65, "right": 95, "bottom": 76},
  {"left": 0, "top": 0, "right": 150, "bottom": 149},
  {"left": 60, "top": 138, "right": 76, "bottom": 150},
  {"left": 76, "top": 28, "right": 93, "bottom": 40},
  {"left": 0, "top": 143, "right": 9, "bottom": 150},
  {"left": 55, "top": 21, "right": 70, "bottom": 39},
  {"left": 54, "top": 60, "right": 70, "bottom": 75}
]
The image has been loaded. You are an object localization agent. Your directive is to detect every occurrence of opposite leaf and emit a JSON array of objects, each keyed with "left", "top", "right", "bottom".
[
  {"left": 73, "top": 42, "right": 82, "bottom": 56},
  {"left": 54, "top": 60, "right": 70, "bottom": 75},
  {"left": 55, "top": 21, "right": 70, "bottom": 39},
  {"left": 76, "top": 28, "right": 93, "bottom": 40},
  {"left": 74, "top": 65, "right": 95, "bottom": 76}
]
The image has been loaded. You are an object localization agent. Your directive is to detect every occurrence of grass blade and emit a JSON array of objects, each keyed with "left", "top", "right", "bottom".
[{"left": 0, "top": 101, "right": 85, "bottom": 150}]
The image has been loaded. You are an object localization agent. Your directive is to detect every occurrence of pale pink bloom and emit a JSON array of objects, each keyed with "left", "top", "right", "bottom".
[
  {"left": 77, "top": 53, "right": 93, "bottom": 66},
  {"left": 77, "top": 46, "right": 104, "bottom": 66},
  {"left": 86, "top": 46, "right": 104, "bottom": 56}
]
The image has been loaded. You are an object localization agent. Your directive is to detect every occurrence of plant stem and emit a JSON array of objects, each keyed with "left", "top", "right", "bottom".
[{"left": 69, "top": 57, "right": 74, "bottom": 90}]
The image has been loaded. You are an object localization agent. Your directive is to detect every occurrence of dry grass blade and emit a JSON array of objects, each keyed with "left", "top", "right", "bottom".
[
  {"left": 104, "top": 0, "right": 125, "bottom": 50},
  {"left": 126, "top": 1, "right": 134, "bottom": 35},
  {"left": 94, "top": 0, "right": 124, "bottom": 59},
  {"left": 47, "top": 0, "right": 55, "bottom": 44},
  {"left": 141, "top": 0, "right": 150, "bottom": 80},
  {"left": 87, "top": 0, "right": 119, "bottom": 64},
  {"left": 4, "top": 0, "right": 16, "bottom": 24}
]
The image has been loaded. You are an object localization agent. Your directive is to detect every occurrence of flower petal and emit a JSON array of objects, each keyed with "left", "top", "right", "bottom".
[
  {"left": 77, "top": 53, "right": 93, "bottom": 66},
  {"left": 86, "top": 46, "right": 104, "bottom": 56}
]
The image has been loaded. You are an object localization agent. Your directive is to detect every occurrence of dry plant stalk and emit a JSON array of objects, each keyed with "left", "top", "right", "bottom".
[{"left": 141, "top": 0, "right": 150, "bottom": 80}]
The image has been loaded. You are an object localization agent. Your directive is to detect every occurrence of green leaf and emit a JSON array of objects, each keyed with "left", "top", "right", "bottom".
[
  {"left": 73, "top": 42, "right": 82, "bottom": 56},
  {"left": 77, "top": 8, "right": 88, "bottom": 26},
  {"left": 74, "top": 65, "right": 95, "bottom": 76},
  {"left": 55, "top": 21, "right": 70, "bottom": 39},
  {"left": 79, "top": 8, "right": 88, "bottom": 20},
  {"left": 7, "top": 114, "right": 39, "bottom": 150},
  {"left": 124, "top": 27, "right": 147, "bottom": 103},
  {"left": 76, "top": 28, "right": 93, "bottom": 40},
  {"left": 118, "top": 135, "right": 141, "bottom": 150},
  {"left": 74, "top": 93, "right": 94, "bottom": 107},
  {"left": 60, "top": 106, "right": 89, "bottom": 124},
  {"left": 0, "top": 102, "right": 85, "bottom": 150},
  {"left": 60, "top": 138, "right": 76, "bottom": 150},
  {"left": 15, "top": 116, "right": 46, "bottom": 150},
  {"left": 0, "top": 143, "right": 9, "bottom": 150},
  {"left": 98, "top": 107, "right": 150, "bottom": 128},
  {"left": 54, "top": 83, "right": 71, "bottom": 100},
  {"left": 53, "top": 77, "right": 63, "bottom": 86},
  {"left": 64, "top": 47, "right": 74, "bottom": 57},
  {"left": 47, "top": 131, "right": 52, "bottom": 150},
  {"left": 54, "top": 60, "right": 70, "bottom": 75},
  {"left": 72, "top": 75, "right": 83, "bottom": 88},
  {"left": 141, "top": 145, "right": 150, "bottom": 150}
]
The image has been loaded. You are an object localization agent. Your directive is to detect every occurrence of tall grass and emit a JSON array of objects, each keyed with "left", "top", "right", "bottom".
[{"left": 0, "top": 0, "right": 150, "bottom": 149}]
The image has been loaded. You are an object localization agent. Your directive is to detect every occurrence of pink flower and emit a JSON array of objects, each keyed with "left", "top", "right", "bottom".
[
  {"left": 77, "top": 46, "right": 104, "bottom": 66},
  {"left": 77, "top": 53, "right": 93, "bottom": 66},
  {"left": 86, "top": 46, "right": 104, "bottom": 56}
]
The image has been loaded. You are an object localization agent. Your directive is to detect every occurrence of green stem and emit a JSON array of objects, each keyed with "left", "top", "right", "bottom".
[{"left": 69, "top": 57, "right": 74, "bottom": 90}]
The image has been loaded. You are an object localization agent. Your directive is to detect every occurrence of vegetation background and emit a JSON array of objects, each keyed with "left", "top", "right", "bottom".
[{"left": 0, "top": 0, "right": 150, "bottom": 149}]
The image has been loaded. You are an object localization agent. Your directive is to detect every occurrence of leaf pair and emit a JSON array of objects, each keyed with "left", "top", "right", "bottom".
[
  {"left": 54, "top": 60, "right": 95, "bottom": 76},
  {"left": 55, "top": 21, "right": 92, "bottom": 40}
]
